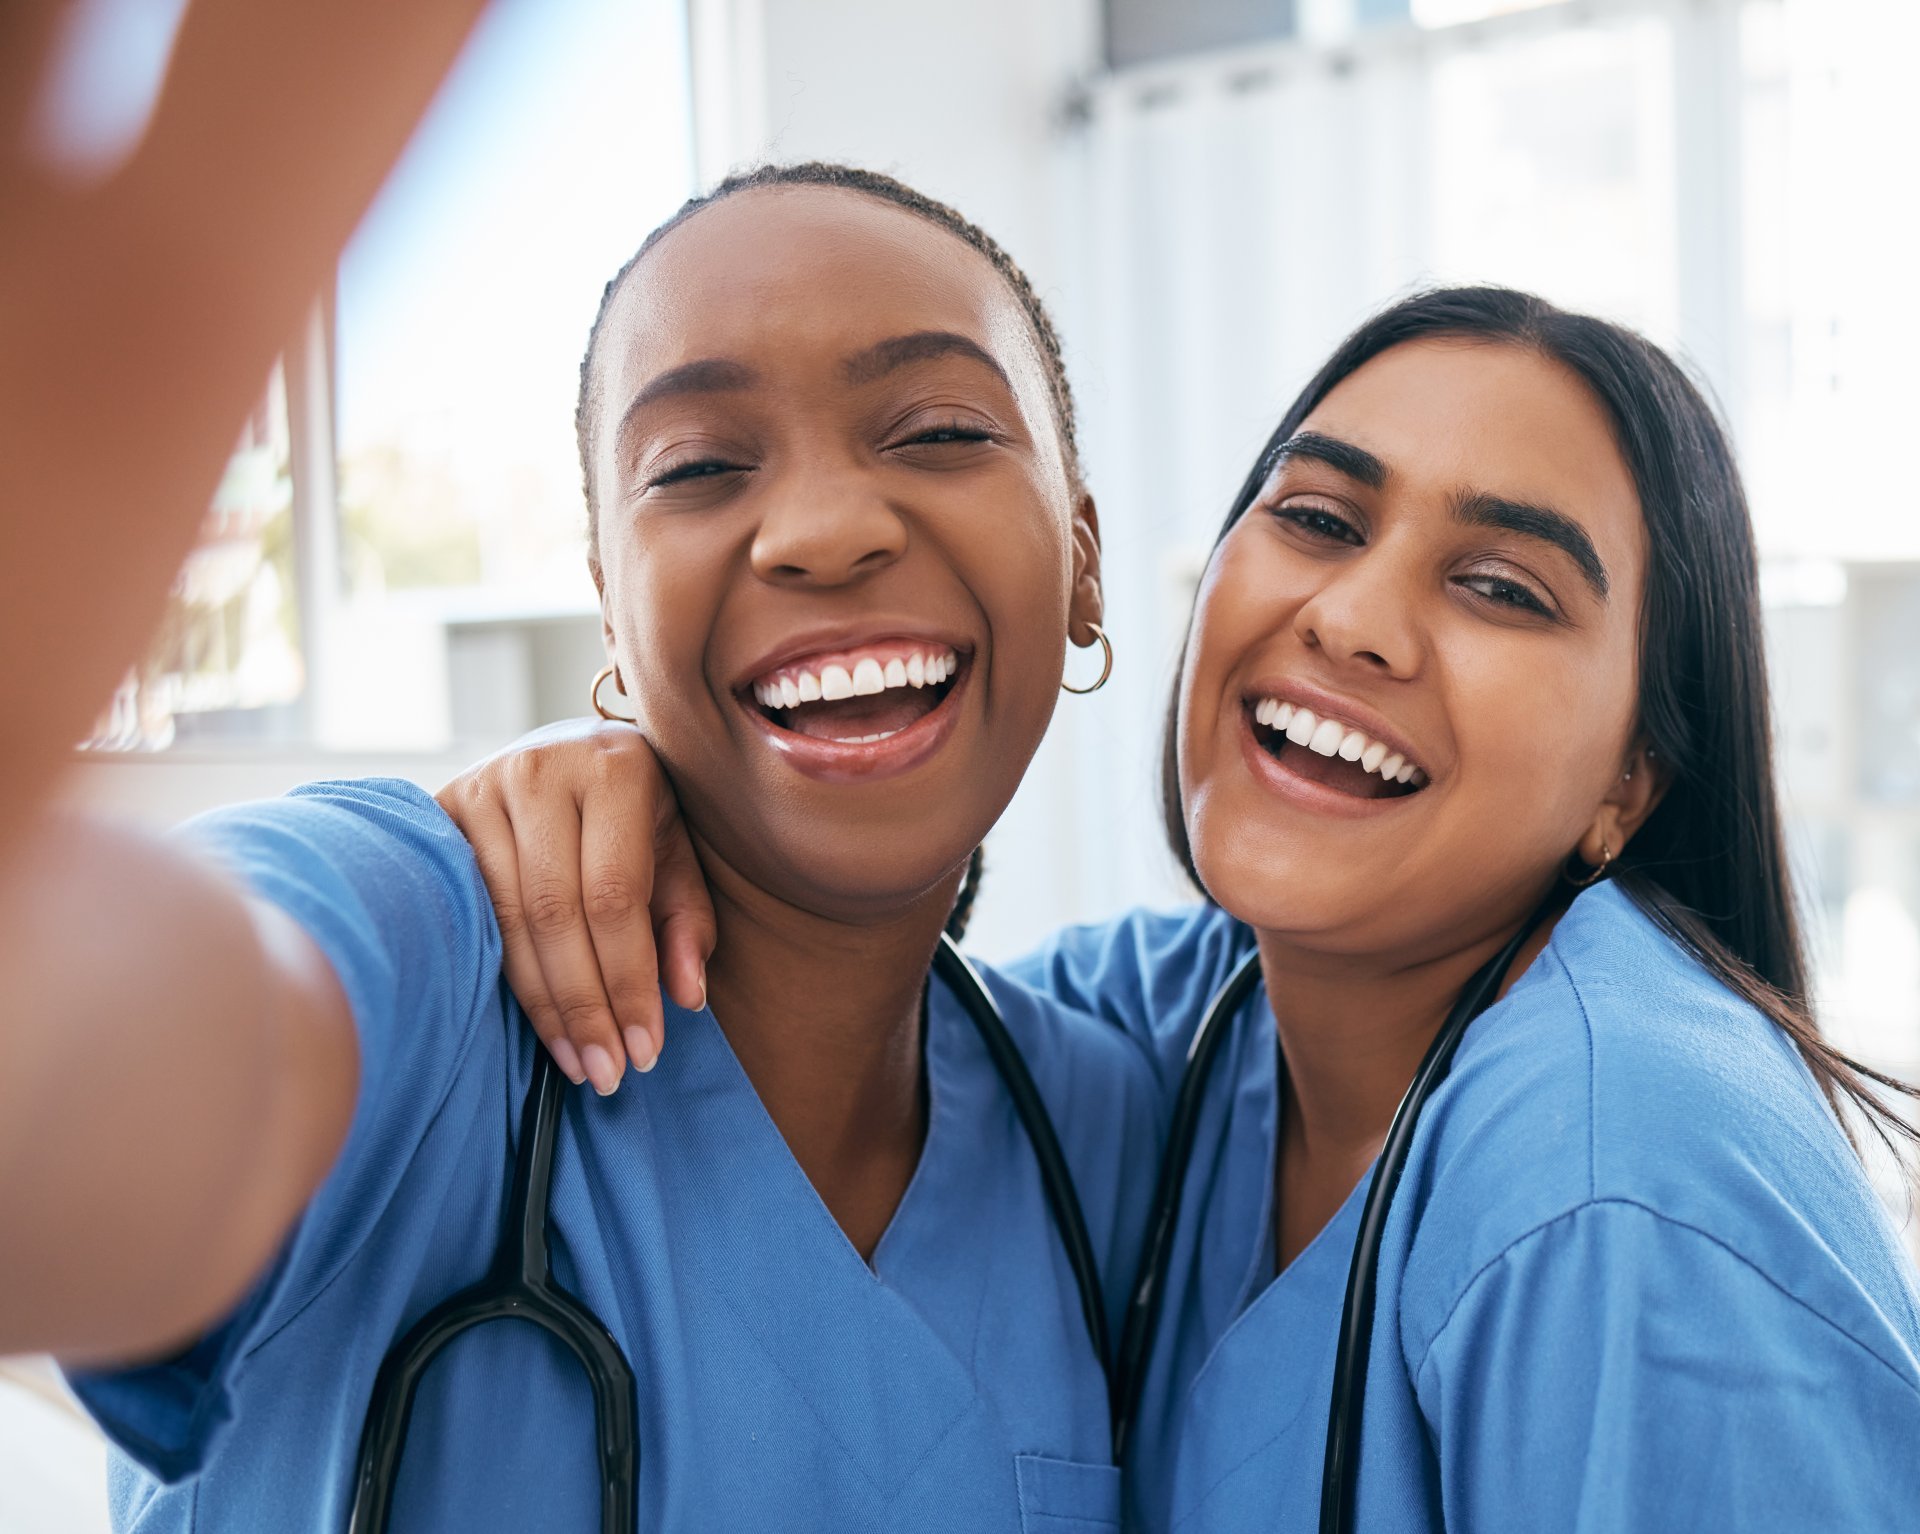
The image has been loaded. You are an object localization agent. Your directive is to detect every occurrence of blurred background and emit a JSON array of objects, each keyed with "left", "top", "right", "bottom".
[{"left": 13, "top": 0, "right": 1920, "bottom": 1524}]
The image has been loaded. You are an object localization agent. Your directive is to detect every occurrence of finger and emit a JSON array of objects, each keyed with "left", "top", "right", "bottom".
[
  {"left": 652, "top": 819, "right": 717, "bottom": 1015},
  {"left": 577, "top": 782, "right": 665, "bottom": 1073},
  {"left": 452, "top": 791, "right": 584, "bottom": 1086},
  {"left": 512, "top": 793, "right": 631, "bottom": 1097}
]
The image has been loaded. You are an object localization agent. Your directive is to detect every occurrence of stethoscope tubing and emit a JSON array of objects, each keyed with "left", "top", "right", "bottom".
[
  {"left": 1112, "top": 906, "right": 1548, "bottom": 1530},
  {"left": 1111, "top": 950, "right": 1264, "bottom": 1463},
  {"left": 348, "top": 933, "right": 1110, "bottom": 1528},
  {"left": 348, "top": 1047, "right": 638, "bottom": 1534},
  {"left": 1317, "top": 912, "right": 1543, "bottom": 1534}
]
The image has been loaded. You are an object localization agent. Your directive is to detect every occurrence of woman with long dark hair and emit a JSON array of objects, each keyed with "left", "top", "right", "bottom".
[
  {"left": 1021, "top": 286, "right": 1920, "bottom": 1530},
  {"left": 457, "top": 285, "right": 1920, "bottom": 1530}
]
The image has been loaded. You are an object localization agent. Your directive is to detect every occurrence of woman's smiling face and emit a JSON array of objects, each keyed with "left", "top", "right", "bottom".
[
  {"left": 1180, "top": 337, "right": 1655, "bottom": 958},
  {"left": 587, "top": 186, "right": 1098, "bottom": 921}
]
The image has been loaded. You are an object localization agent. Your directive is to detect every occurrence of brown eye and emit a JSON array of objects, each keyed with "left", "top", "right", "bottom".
[
  {"left": 648, "top": 459, "right": 746, "bottom": 490},
  {"left": 1273, "top": 505, "right": 1363, "bottom": 546},
  {"left": 888, "top": 421, "right": 995, "bottom": 454},
  {"left": 1458, "top": 573, "right": 1555, "bottom": 618},
  {"left": 906, "top": 426, "right": 990, "bottom": 446}
]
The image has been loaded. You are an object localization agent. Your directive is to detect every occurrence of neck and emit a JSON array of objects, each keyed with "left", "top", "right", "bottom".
[
  {"left": 1258, "top": 895, "right": 1559, "bottom": 1269},
  {"left": 695, "top": 841, "right": 961, "bottom": 1260}
]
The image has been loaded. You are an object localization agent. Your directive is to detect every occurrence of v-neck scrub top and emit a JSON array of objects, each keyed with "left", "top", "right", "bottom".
[
  {"left": 1015, "top": 883, "right": 1920, "bottom": 1533},
  {"left": 69, "top": 780, "right": 1163, "bottom": 1533}
]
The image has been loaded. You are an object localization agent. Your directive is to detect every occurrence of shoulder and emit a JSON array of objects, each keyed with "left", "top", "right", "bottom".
[
  {"left": 1400, "top": 882, "right": 1920, "bottom": 1371},
  {"left": 188, "top": 776, "right": 482, "bottom": 894},
  {"left": 1004, "top": 903, "right": 1256, "bottom": 1075},
  {"left": 183, "top": 777, "right": 505, "bottom": 1069},
  {"left": 969, "top": 954, "right": 1163, "bottom": 1130},
  {"left": 186, "top": 778, "right": 498, "bottom": 974}
]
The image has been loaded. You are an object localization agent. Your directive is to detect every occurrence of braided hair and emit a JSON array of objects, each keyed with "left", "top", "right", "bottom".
[{"left": 574, "top": 160, "right": 1082, "bottom": 559}]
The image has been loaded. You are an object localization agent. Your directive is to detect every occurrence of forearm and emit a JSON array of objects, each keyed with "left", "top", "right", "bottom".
[
  {"left": 0, "top": 0, "right": 489, "bottom": 854},
  {"left": 0, "top": 814, "right": 356, "bottom": 1361}
]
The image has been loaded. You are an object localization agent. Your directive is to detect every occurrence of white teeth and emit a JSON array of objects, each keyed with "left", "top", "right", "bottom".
[
  {"left": 1251, "top": 693, "right": 1428, "bottom": 788},
  {"left": 834, "top": 729, "right": 902, "bottom": 744},
  {"left": 755, "top": 648, "right": 957, "bottom": 710},
  {"left": 1308, "top": 718, "right": 1344, "bottom": 757}
]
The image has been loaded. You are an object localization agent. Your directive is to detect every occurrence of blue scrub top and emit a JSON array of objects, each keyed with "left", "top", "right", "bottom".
[
  {"left": 1015, "top": 882, "right": 1920, "bottom": 1532},
  {"left": 69, "top": 780, "right": 1163, "bottom": 1533}
]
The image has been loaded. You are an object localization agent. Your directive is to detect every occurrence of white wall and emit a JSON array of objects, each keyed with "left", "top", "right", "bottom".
[{"left": 686, "top": 0, "right": 1188, "bottom": 961}]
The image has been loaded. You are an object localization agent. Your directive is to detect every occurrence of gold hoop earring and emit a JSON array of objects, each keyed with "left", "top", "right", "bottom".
[
  {"left": 1565, "top": 839, "right": 1614, "bottom": 888},
  {"left": 1061, "top": 624, "right": 1113, "bottom": 695},
  {"left": 590, "top": 663, "right": 635, "bottom": 722}
]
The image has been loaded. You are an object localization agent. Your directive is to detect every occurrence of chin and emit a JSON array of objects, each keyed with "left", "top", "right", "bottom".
[
  {"left": 1186, "top": 812, "right": 1369, "bottom": 944},
  {"left": 737, "top": 824, "right": 984, "bottom": 929}
]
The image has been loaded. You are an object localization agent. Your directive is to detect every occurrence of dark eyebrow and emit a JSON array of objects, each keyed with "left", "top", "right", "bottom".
[
  {"left": 615, "top": 358, "right": 757, "bottom": 446},
  {"left": 843, "top": 330, "right": 1011, "bottom": 389},
  {"left": 1456, "top": 490, "right": 1611, "bottom": 599},
  {"left": 1270, "top": 431, "right": 1388, "bottom": 490}
]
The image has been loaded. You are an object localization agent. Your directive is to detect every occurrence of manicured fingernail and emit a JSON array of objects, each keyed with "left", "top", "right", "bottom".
[
  {"left": 624, "top": 1027, "right": 658, "bottom": 1075},
  {"left": 696, "top": 968, "right": 708, "bottom": 1013},
  {"left": 581, "top": 1043, "right": 620, "bottom": 1096},
  {"left": 549, "top": 1037, "right": 586, "bottom": 1086}
]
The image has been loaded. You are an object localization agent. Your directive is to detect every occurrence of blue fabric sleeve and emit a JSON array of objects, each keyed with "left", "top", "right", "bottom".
[
  {"left": 1413, "top": 1198, "right": 1920, "bottom": 1532},
  {"left": 65, "top": 778, "right": 504, "bottom": 1483},
  {"left": 1003, "top": 906, "right": 1254, "bottom": 1089}
]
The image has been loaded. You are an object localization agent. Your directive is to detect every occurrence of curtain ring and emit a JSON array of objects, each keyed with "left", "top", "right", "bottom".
[{"left": 1061, "top": 624, "right": 1113, "bottom": 695}]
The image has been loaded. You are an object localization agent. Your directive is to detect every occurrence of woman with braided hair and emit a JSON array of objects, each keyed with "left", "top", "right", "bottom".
[{"left": 32, "top": 164, "right": 1160, "bottom": 1532}]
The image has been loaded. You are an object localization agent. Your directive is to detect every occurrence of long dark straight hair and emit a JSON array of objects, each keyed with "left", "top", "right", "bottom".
[{"left": 1160, "top": 285, "right": 1918, "bottom": 1154}]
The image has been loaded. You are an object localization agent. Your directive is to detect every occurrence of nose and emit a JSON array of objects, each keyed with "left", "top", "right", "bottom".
[
  {"left": 1292, "top": 546, "right": 1423, "bottom": 679},
  {"left": 749, "top": 462, "right": 908, "bottom": 587}
]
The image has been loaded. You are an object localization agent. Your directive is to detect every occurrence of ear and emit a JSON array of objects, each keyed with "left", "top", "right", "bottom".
[
  {"left": 1067, "top": 491, "right": 1105, "bottom": 644},
  {"left": 1575, "top": 736, "right": 1671, "bottom": 867},
  {"left": 597, "top": 579, "right": 619, "bottom": 665}
]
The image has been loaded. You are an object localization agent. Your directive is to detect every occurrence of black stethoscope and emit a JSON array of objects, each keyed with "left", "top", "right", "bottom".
[
  {"left": 346, "top": 934, "right": 1112, "bottom": 1534},
  {"left": 1112, "top": 908, "right": 1545, "bottom": 1534}
]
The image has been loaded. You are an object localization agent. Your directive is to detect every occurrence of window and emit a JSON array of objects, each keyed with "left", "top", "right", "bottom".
[{"left": 106, "top": 0, "right": 693, "bottom": 755}]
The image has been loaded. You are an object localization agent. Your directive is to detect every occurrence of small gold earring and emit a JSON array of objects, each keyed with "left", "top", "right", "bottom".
[
  {"left": 1565, "top": 839, "right": 1614, "bottom": 888},
  {"left": 1061, "top": 624, "right": 1114, "bottom": 695},
  {"left": 590, "top": 663, "right": 634, "bottom": 722}
]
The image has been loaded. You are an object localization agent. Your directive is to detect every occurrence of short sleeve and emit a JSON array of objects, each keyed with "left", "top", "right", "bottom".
[
  {"left": 1413, "top": 1199, "right": 1920, "bottom": 1532},
  {"left": 65, "top": 778, "right": 505, "bottom": 1482},
  {"left": 1004, "top": 906, "right": 1254, "bottom": 1087}
]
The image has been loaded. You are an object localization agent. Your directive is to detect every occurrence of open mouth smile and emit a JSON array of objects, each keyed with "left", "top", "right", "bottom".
[
  {"left": 737, "top": 636, "right": 970, "bottom": 782},
  {"left": 1242, "top": 691, "right": 1431, "bottom": 813}
]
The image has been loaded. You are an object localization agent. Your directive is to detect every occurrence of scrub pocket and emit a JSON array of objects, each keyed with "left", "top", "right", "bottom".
[{"left": 1015, "top": 1453, "right": 1123, "bottom": 1532}]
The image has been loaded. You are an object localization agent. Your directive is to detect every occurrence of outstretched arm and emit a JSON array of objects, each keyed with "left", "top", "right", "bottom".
[
  {"left": 0, "top": 0, "right": 489, "bottom": 855},
  {"left": 0, "top": 816, "right": 356, "bottom": 1362}
]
